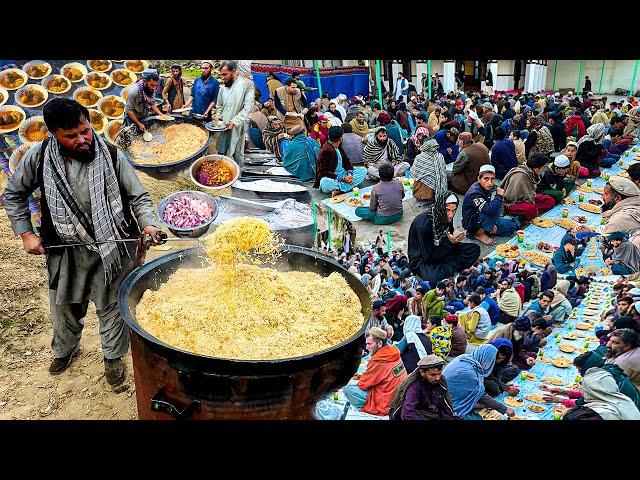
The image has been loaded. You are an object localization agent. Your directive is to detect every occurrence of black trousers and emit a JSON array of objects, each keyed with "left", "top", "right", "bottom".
[{"left": 419, "top": 242, "right": 481, "bottom": 285}]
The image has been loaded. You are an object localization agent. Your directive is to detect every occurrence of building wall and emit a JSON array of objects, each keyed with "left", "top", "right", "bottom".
[{"left": 545, "top": 60, "right": 639, "bottom": 94}]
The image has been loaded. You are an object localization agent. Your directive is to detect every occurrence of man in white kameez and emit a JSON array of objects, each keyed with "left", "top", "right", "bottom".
[{"left": 214, "top": 60, "right": 254, "bottom": 166}]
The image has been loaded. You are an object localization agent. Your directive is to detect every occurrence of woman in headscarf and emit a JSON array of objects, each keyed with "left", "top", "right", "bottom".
[
  {"left": 580, "top": 368, "right": 640, "bottom": 420},
  {"left": 407, "top": 192, "right": 481, "bottom": 285},
  {"left": 405, "top": 126, "right": 431, "bottom": 164},
  {"left": 410, "top": 138, "right": 448, "bottom": 207},
  {"left": 580, "top": 123, "right": 619, "bottom": 168},
  {"left": 262, "top": 116, "right": 288, "bottom": 158},
  {"left": 395, "top": 315, "right": 433, "bottom": 373},
  {"left": 309, "top": 114, "right": 330, "bottom": 146},
  {"left": 443, "top": 344, "right": 513, "bottom": 419},
  {"left": 385, "top": 294, "right": 408, "bottom": 342},
  {"left": 485, "top": 339, "right": 521, "bottom": 398},
  {"left": 548, "top": 279, "right": 573, "bottom": 324},
  {"left": 363, "top": 127, "right": 409, "bottom": 180}
]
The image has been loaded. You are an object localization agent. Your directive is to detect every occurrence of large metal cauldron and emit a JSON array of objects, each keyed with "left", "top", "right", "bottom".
[
  {"left": 122, "top": 115, "right": 211, "bottom": 173},
  {"left": 118, "top": 245, "right": 370, "bottom": 420}
]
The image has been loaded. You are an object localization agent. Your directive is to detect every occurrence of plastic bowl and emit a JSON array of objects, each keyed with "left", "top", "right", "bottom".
[
  {"left": 157, "top": 190, "right": 218, "bottom": 238},
  {"left": 190, "top": 154, "right": 240, "bottom": 191}
]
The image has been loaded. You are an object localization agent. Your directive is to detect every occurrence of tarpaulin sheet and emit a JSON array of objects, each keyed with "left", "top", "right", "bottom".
[{"left": 253, "top": 71, "right": 370, "bottom": 104}]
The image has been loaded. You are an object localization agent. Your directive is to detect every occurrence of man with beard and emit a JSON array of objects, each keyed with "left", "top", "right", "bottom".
[
  {"left": 365, "top": 300, "right": 394, "bottom": 339},
  {"left": 124, "top": 70, "right": 164, "bottom": 133},
  {"left": 4, "top": 98, "right": 161, "bottom": 388},
  {"left": 501, "top": 154, "right": 556, "bottom": 222},
  {"left": 274, "top": 78, "right": 310, "bottom": 133},
  {"left": 213, "top": 60, "right": 254, "bottom": 165},
  {"left": 389, "top": 354, "right": 457, "bottom": 420},
  {"left": 161, "top": 64, "right": 185, "bottom": 113},
  {"left": 362, "top": 127, "right": 408, "bottom": 180},
  {"left": 605, "top": 329, "right": 640, "bottom": 388},
  {"left": 183, "top": 60, "right": 219, "bottom": 121},
  {"left": 601, "top": 176, "right": 640, "bottom": 239}
]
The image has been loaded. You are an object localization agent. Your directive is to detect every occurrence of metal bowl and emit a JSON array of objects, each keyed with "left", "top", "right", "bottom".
[
  {"left": 22, "top": 61, "right": 52, "bottom": 80},
  {"left": 156, "top": 190, "right": 218, "bottom": 238},
  {"left": 190, "top": 154, "right": 240, "bottom": 191},
  {"left": 123, "top": 115, "right": 211, "bottom": 173}
]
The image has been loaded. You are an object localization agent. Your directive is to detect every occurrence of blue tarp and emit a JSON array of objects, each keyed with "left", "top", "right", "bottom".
[{"left": 253, "top": 70, "right": 370, "bottom": 103}]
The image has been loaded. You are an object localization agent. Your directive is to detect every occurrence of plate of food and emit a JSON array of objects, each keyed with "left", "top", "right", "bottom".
[
  {"left": 532, "top": 217, "right": 554, "bottom": 228},
  {"left": 204, "top": 120, "right": 228, "bottom": 132},
  {"left": 579, "top": 203, "right": 601, "bottom": 214},
  {"left": 536, "top": 241, "right": 554, "bottom": 253},
  {"left": 571, "top": 215, "right": 588, "bottom": 224},
  {"left": 576, "top": 323, "right": 592, "bottom": 331},
  {"left": 22, "top": 61, "right": 52, "bottom": 80},
  {"left": 18, "top": 115, "right": 48, "bottom": 144},
  {"left": 97, "top": 95, "right": 126, "bottom": 119},
  {"left": 15, "top": 84, "right": 48, "bottom": 109},
  {"left": 524, "top": 393, "right": 546, "bottom": 403},
  {"left": 346, "top": 197, "right": 364, "bottom": 207},
  {"left": 84, "top": 71, "right": 112, "bottom": 90},
  {"left": 617, "top": 171, "right": 630, "bottom": 178},
  {"left": 8, "top": 143, "right": 31, "bottom": 174},
  {"left": 593, "top": 187, "right": 604, "bottom": 194},
  {"left": 552, "top": 356, "right": 572, "bottom": 368},
  {"left": 600, "top": 267, "right": 612, "bottom": 276},
  {"left": 60, "top": 62, "right": 88, "bottom": 83},
  {"left": 87, "top": 60, "right": 113, "bottom": 73},
  {"left": 496, "top": 243, "right": 521, "bottom": 259},
  {"left": 537, "top": 356, "right": 551, "bottom": 363},
  {"left": 41, "top": 74, "right": 72, "bottom": 94},
  {"left": 575, "top": 267, "right": 587, "bottom": 277},
  {"left": 576, "top": 184, "right": 593, "bottom": 193},
  {"left": 528, "top": 404, "right": 546, "bottom": 413},
  {"left": 111, "top": 69, "right": 137, "bottom": 87},
  {"left": 88, "top": 109, "right": 107, "bottom": 135},
  {"left": 0, "top": 68, "right": 28, "bottom": 91},
  {"left": 562, "top": 197, "right": 577, "bottom": 205},
  {"left": 0, "top": 105, "right": 27, "bottom": 134},
  {"left": 576, "top": 225, "right": 595, "bottom": 233},
  {"left": 523, "top": 250, "right": 551, "bottom": 267},
  {"left": 0, "top": 86, "right": 7, "bottom": 106},
  {"left": 104, "top": 119, "right": 124, "bottom": 147},
  {"left": 588, "top": 197, "right": 603, "bottom": 205},
  {"left": 563, "top": 333, "right": 580, "bottom": 340},
  {"left": 553, "top": 218, "right": 577, "bottom": 229},
  {"left": 559, "top": 344, "right": 577, "bottom": 353},
  {"left": 541, "top": 377, "right": 565, "bottom": 386},
  {"left": 330, "top": 193, "right": 348, "bottom": 204},
  {"left": 522, "top": 372, "right": 537, "bottom": 381},
  {"left": 362, "top": 192, "right": 371, "bottom": 200},
  {"left": 124, "top": 60, "right": 149, "bottom": 74},
  {"left": 504, "top": 396, "right": 525, "bottom": 407},
  {"left": 478, "top": 408, "right": 505, "bottom": 420},
  {"left": 73, "top": 87, "right": 103, "bottom": 108}
]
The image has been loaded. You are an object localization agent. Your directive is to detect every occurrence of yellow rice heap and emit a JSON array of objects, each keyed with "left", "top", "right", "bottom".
[{"left": 136, "top": 217, "right": 364, "bottom": 360}]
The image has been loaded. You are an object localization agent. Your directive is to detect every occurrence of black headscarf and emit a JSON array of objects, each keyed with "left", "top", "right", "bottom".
[{"left": 430, "top": 191, "right": 457, "bottom": 247}]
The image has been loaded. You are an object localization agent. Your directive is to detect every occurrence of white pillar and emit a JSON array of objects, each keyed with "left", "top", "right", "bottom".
[
  {"left": 488, "top": 61, "right": 499, "bottom": 91},
  {"left": 524, "top": 61, "right": 535, "bottom": 93},
  {"left": 443, "top": 60, "right": 455, "bottom": 93},
  {"left": 531, "top": 62, "right": 539, "bottom": 92},
  {"left": 540, "top": 63, "right": 548, "bottom": 92},
  {"left": 416, "top": 62, "right": 428, "bottom": 95}
]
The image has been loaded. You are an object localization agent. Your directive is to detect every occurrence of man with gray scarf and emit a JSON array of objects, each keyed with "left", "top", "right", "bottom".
[{"left": 4, "top": 98, "right": 160, "bottom": 389}]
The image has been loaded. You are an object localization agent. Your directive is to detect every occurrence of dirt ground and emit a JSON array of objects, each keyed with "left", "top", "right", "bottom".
[{"left": 0, "top": 171, "right": 201, "bottom": 420}]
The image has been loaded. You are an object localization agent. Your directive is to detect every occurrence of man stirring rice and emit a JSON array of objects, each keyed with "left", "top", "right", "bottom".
[{"left": 4, "top": 98, "right": 161, "bottom": 389}]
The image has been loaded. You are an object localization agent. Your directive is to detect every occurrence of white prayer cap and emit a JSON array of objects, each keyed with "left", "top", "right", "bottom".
[
  {"left": 554, "top": 155, "right": 570, "bottom": 168},
  {"left": 479, "top": 164, "right": 496, "bottom": 175},
  {"left": 468, "top": 110, "right": 479, "bottom": 121},
  {"left": 446, "top": 193, "right": 458, "bottom": 204},
  {"left": 568, "top": 90, "right": 574, "bottom": 95}
]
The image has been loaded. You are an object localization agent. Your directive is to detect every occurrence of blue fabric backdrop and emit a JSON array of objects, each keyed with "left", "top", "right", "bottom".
[{"left": 253, "top": 71, "right": 370, "bottom": 103}]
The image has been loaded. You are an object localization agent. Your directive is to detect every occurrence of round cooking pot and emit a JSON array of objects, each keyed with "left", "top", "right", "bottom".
[
  {"left": 122, "top": 114, "right": 211, "bottom": 173},
  {"left": 118, "top": 245, "right": 370, "bottom": 420}
]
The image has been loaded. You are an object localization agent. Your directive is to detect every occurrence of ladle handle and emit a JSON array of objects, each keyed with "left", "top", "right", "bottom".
[{"left": 150, "top": 387, "right": 201, "bottom": 420}]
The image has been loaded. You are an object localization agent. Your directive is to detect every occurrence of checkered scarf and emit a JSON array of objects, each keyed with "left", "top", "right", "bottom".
[
  {"left": 136, "top": 79, "right": 156, "bottom": 108},
  {"left": 42, "top": 132, "right": 127, "bottom": 284}
]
